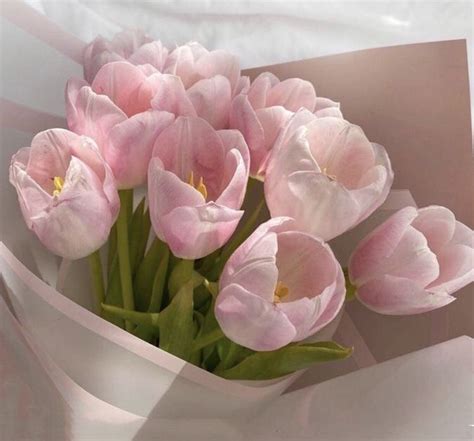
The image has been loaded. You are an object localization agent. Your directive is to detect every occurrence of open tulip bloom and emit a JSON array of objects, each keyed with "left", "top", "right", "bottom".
[{"left": 8, "top": 30, "right": 473, "bottom": 381}]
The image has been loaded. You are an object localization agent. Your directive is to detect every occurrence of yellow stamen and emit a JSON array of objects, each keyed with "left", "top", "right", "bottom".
[
  {"left": 52, "top": 176, "right": 64, "bottom": 197},
  {"left": 322, "top": 167, "right": 337, "bottom": 181},
  {"left": 273, "top": 281, "right": 289, "bottom": 304},
  {"left": 188, "top": 171, "right": 208, "bottom": 200}
]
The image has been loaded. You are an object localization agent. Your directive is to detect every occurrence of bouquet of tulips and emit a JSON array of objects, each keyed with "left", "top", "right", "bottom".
[{"left": 9, "top": 30, "right": 473, "bottom": 381}]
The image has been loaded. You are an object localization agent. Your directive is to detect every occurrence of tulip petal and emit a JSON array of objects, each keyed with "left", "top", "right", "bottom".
[
  {"left": 186, "top": 75, "right": 231, "bottom": 129},
  {"left": 148, "top": 157, "right": 205, "bottom": 239},
  {"left": 31, "top": 158, "right": 113, "bottom": 259},
  {"left": 266, "top": 78, "right": 317, "bottom": 112},
  {"left": 314, "top": 97, "right": 343, "bottom": 118},
  {"left": 152, "top": 116, "right": 225, "bottom": 200},
  {"left": 107, "top": 110, "right": 175, "bottom": 188},
  {"left": 150, "top": 74, "right": 197, "bottom": 117},
  {"left": 411, "top": 206, "right": 456, "bottom": 254},
  {"left": 229, "top": 94, "right": 265, "bottom": 176},
  {"left": 195, "top": 50, "right": 240, "bottom": 92},
  {"left": 357, "top": 275, "right": 455, "bottom": 315},
  {"left": 221, "top": 231, "right": 279, "bottom": 302},
  {"left": 276, "top": 231, "right": 339, "bottom": 299},
  {"left": 91, "top": 61, "right": 147, "bottom": 116},
  {"left": 349, "top": 207, "right": 419, "bottom": 284},
  {"left": 278, "top": 297, "right": 320, "bottom": 341},
  {"left": 26, "top": 129, "right": 74, "bottom": 192},
  {"left": 215, "top": 148, "right": 248, "bottom": 209},
  {"left": 127, "top": 41, "right": 168, "bottom": 70},
  {"left": 215, "top": 283, "right": 296, "bottom": 351},
  {"left": 66, "top": 83, "right": 127, "bottom": 150},
  {"left": 428, "top": 244, "right": 474, "bottom": 294},
  {"left": 160, "top": 203, "right": 243, "bottom": 259},
  {"left": 247, "top": 72, "right": 279, "bottom": 109}
]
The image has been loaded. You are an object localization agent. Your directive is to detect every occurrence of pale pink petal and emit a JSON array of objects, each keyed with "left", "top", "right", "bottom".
[
  {"left": 278, "top": 297, "right": 320, "bottom": 341},
  {"left": 84, "top": 51, "right": 124, "bottom": 84},
  {"left": 106, "top": 110, "right": 175, "bottom": 188},
  {"left": 152, "top": 116, "right": 225, "bottom": 199},
  {"left": 357, "top": 275, "right": 455, "bottom": 315},
  {"left": 91, "top": 61, "right": 147, "bottom": 116},
  {"left": 31, "top": 158, "right": 113, "bottom": 259},
  {"left": 428, "top": 244, "right": 474, "bottom": 294},
  {"left": 127, "top": 41, "right": 168, "bottom": 70},
  {"left": 164, "top": 44, "right": 201, "bottom": 88},
  {"left": 375, "top": 226, "right": 440, "bottom": 286},
  {"left": 266, "top": 78, "right": 317, "bottom": 112},
  {"left": 412, "top": 206, "right": 456, "bottom": 254},
  {"left": 150, "top": 74, "right": 197, "bottom": 117},
  {"left": 9, "top": 150, "right": 52, "bottom": 225},
  {"left": 26, "top": 129, "right": 74, "bottom": 192},
  {"left": 233, "top": 75, "right": 250, "bottom": 96},
  {"left": 229, "top": 94, "right": 265, "bottom": 176},
  {"left": 186, "top": 75, "right": 231, "bottom": 129},
  {"left": 160, "top": 202, "right": 243, "bottom": 259},
  {"left": 349, "top": 207, "right": 418, "bottom": 284},
  {"left": 215, "top": 149, "right": 248, "bottom": 209},
  {"left": 276, "top": 231, "right": 339, "bottom": 299},
  {"left": 195, "top": 50, "right": 240, "bottom": 91},
  {"left": 221, "top": 231, "right": 279, "bottom": 302},
  {"left": 256, "top": 106, "right": 293, "bottom": 151},
  {"left": 314, "top": 97, "right": 343, "bottom": 118},
  {"left": 272, "top": 170, "right": 360, "bottom": 241},
  {"left": 216, "top": 130, "right": 250, "bottom": 208},
  {"left": 215, "top": 283, "right": 296, "bottom": 351},
  {"left": 111, "top": 29, "right": 153, "bottom": 57},
  {"left": 247, "top": 72, "right": 279, "bottom": 109},
  {"left": 148, "top": 157, "right": 204, "bottom": 240},
  {"left": 66, "top": 83, "right": 127, "bottom": 150}
]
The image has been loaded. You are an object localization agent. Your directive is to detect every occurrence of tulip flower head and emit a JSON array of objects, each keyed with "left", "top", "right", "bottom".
[
  {"left": 215, "top": 217, "right": 346, "bottom": 351},
  {"left": 9, "top": 129, "right": 119, "bottom": 260},
  {"left": 148, "top": 116, "right": 250, "bottom": 259},
  {"left": 265, "top": 115, "right": 394, "bottom": 241},
  {"left": 83, "top": 29, "right": 168, "bottom": 83},
  {"left": 349, "top": 206, "right": 474, "bottom": 315},
  {"left": 230, "top": 72, "right": 343, "bottom": 178}
]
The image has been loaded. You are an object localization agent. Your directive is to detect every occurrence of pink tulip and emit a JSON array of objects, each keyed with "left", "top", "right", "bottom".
[
  {"left": 215, "top": 217, "right": 345, "bottom": 351},
  {"left": 348, "top": 206, "right": 474, "bottom": 315},
  {"left": 9, "top": 129, "right": 119, "bottom": 260},
  {"left": 264, "top": 114, "right": 393, "bottom": 241},
  {"left": 148, "top": 116, "right": 250, "bottom": 259},
  {"left": 66, "top": 62, "right": 176, "bottom": 189},
  {"left": 83, "top": 29, "right": 168, "bottom": 83},
  {"left": 164, "top": 41, "right": 240, "bottom": 92},
  {"left": 230, "top": 72, "right": 342, "bottom": 177}
]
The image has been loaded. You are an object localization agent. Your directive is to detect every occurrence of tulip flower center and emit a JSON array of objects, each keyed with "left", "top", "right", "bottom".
[
  {"left": 52, "top": 176, "right": 65, "bottom": 197},
  {"left": 188, "top": 171, "right": 208, "bottom": 200},
  {"left": 273, "top": 281, "right": 289, "bottom": 303},
  {"left": 322, "top": 167, "right": 337, "bottom": 181}
]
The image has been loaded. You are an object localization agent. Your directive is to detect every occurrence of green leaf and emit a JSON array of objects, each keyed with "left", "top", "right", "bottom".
[
  {"left": 168, "top": 260, "right": 201, "bottom": 298},
  {"left": 159, "top": 280, "right": 195, "bottom": 361},
  {"left": 343, "top": 268, "right": 357, "bottom": 301},
  {"left": 148, "top": 247, "right": 169, "bottom": 312},
  {"left": 216, "top": 341, "right": 352, "bottom": 380},
  {"left": 102, "top": 255, "right": 124, "bottom": 328},
  {"left": 101, "top": 304, "right": 160, "bottom": 328},
  {"left": 134, "top": 239, "right": 168, "bottom": 311},
  {"left": 192, "top": 299, "right": 224, "bottom": 352},
  {"left": 128, "top": 198, "right": 151, "bottom": 274}
]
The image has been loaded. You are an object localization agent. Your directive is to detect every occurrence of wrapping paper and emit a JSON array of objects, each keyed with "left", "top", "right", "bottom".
[{"left": 1, "top": 2, "right": 473, "bottom": 439}]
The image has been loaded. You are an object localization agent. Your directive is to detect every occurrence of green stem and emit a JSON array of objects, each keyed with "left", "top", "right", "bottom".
[
  {"left": 215, "top": 341, "right": 241, "bottom": 372},
  {"left": 117, "top": 189, "right": 135, "bottom": 331},
  {"left": 343, "top": 268, "right": 357, "bottom": 302},
  {"left": 88, "top": 250, "right": 105, "bottom": 315}
]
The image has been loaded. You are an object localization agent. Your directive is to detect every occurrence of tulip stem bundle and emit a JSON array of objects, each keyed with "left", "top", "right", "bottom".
[{"left": 117, "top": 190, "right": 136, "bottom": 332}]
